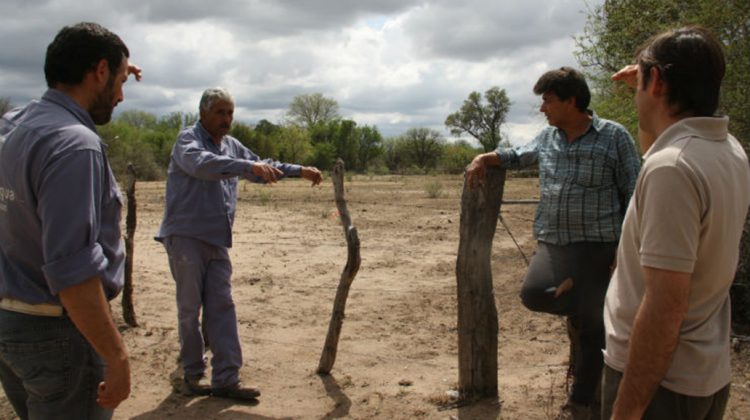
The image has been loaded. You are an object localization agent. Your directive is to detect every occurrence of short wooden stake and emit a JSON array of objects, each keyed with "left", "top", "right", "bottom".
[
  {"left": 122, "top": 163, "right": 138, "bottom": 327},
  {"left": 455, "top": 167, "right": 506, "bottom": 399}
]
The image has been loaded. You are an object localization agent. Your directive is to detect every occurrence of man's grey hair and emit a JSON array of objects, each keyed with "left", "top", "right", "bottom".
[{"left": 199, "top": 87, "right": 234, "bottom": 112}]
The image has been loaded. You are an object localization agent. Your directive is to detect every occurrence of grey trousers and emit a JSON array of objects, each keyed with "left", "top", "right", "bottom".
[
  {"left": 519, "top": 241, "right": 617, "bottom": 405},
  {"left": 601, "top": 364, "right": 730, "bottom": 420},
  {"left": 164, "top": 235, "right": 242, "bottom": 388}
]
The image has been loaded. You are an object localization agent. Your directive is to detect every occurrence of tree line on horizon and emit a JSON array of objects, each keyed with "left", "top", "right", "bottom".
[{"left": 89, "top": 100, "right": 489, "bottom": 181}]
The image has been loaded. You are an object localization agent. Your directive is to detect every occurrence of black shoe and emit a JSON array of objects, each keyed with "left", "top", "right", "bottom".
[
  {"left": 211, "top": 382, "right": 261, "bottom": 400},
  {"left": 183, "top": 374, "right": 212, "bottom": 396},
  {"left": 557, "top": 400, "right": 592, "bottom": 420}
]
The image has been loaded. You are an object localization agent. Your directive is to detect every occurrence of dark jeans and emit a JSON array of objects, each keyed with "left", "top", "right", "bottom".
[
  {"left": 519, "top": 241, "right": 617, "bottom": 405},
  {"left": 602, "top": 364, "right": 730, "bottom": 420},
  {"left": 0, "top": 309, "right": 112, "bottom": 420}
]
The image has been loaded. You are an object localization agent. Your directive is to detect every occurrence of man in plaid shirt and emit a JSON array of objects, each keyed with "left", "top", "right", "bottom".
[{"left": 467, "top": 67, "right": 640, "bottom": 419}]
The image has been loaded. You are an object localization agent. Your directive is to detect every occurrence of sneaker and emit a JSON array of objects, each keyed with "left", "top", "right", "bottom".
[
  {"left": 211, "top": 382, "right": 261, "bottom": 401},
  {"left": 557, "top": 400, "right": 591, "bottom": 420},
  {"left": 183, "top": 374, "right": 212, "bottom": 396}
]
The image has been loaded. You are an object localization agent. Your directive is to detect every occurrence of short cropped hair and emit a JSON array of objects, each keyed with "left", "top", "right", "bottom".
[
  {"left": 636, "top": 25, "right": 725, "bottom": 117},
  {"left": 199, "top": 88, "right": 234, "bottom": 112},
  {"left": 533, "top": 67, "right": 591, "bottom": 112},
  {"left": 44, "top": 22, "right": 129, "bottom": 88}
]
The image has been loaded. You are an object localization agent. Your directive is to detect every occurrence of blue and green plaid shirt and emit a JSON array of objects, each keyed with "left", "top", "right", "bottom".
[{"left": 497, "top": 113, "right": 641, "bottom": 245}]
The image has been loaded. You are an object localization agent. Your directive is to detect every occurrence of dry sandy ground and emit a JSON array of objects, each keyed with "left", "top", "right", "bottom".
[{"left": 1, "top": 175, "right": 750, "bottom": 419}]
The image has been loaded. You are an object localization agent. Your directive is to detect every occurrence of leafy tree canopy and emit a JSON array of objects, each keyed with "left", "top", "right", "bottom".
[
  {"left": 287, "top": 93, "right": 340, "bottom": 128},
  {"left": 576, "top": 0, "right": 750, "bottom": 146},
  {"left": 445, "top": 87, "right": 511, "bottom": 152}
]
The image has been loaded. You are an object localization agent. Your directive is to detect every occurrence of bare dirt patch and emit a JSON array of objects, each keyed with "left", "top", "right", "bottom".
[{"left": 2, "top": 175, "right": 749, "bottom": 419}]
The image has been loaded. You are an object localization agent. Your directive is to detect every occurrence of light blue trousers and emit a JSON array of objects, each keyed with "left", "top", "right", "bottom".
[{"left": 164, "top": 235, "right": 242, "bottom": 388}]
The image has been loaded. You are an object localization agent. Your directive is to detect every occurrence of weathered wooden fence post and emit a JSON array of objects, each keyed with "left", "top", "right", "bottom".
[
  {"left": 318, "top": 159, "right": 361, "bottom": 375},
  {"left": 122, "top": 163, "right": 138, "bottom": 327},
  {"left": 456, "top": 166, "right": 507, "bottom": 400}
]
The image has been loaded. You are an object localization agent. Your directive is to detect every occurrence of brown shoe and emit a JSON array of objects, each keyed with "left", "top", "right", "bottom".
[
  {"left": 211, "top": 382, "right": 261, "bottom": 400},
  {"left": 183, "top": 375, "right": 212, "bottom": 396}
]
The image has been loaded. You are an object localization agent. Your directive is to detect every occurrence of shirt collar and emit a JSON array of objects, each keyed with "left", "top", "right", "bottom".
[
  {"left": 644, "top": 116, "right": 730, "bottom": 160},
  {"left": 554, "top": 110, "right": 601, "bottom": 140},
  {"left": 42, "top": 89, "right": 97, "bottom": 132},
  {"left": 589, "top": 111, "right": 604, "bottom": 133},
  {"left": 195, "top": 121, "right": 224, "bottom": 145}
]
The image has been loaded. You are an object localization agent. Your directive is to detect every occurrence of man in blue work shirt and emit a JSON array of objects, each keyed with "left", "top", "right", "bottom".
[
  {"left": 0, "top": 22, "right": 141, "bottom": 419},
  {"left": 467, "top": 67, "right": 641, "bottom": 419},
  {"left": 156, "top": 87, "right": 322, "bottom": 400}
]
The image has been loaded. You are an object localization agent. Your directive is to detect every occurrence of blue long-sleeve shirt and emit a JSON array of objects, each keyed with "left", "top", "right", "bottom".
[
  {"left": 0, "top": 89, "right": 124, "bottom": 304},
  {"left": 496, "top": 113, "right": 641, "bottom": 245},
  {"left": 156, "top": 122, "right": 301, "bottom": 248}
]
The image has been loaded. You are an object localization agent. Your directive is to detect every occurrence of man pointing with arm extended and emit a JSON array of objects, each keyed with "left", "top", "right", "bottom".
[{"left": 156, "top": 87, "right": 322, "bottom": 400}]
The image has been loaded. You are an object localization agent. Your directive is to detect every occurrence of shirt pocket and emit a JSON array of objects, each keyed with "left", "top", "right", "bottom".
[{"left": 572, "top": 155, "right": 610, "bottom": 187}]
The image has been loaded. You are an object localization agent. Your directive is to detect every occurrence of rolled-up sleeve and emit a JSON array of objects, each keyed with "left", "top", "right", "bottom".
[
  {"left": 39, "top": 149, "right": 108, "bottom": 294},
  {"left": 495, "top": 135, "right": 540, "bottom": 170}
]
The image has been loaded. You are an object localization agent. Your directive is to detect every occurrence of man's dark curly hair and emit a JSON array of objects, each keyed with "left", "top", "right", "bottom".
[
  {"left": 44, "top": 22, "right": 129, "bottom": 88},
  {"left": 533, "top": 67, "right": 590, "bottom": 112}
]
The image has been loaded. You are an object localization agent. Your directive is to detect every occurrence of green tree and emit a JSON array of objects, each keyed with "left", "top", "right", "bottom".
[
  {"left": 305, "top": 119, "right": 363, "bottom": 169},
  {"left": 255, "top": 119, "right": 279, "bottom": 135},
  {"left": 98, "top": 119, "right": 162, "bottom": 181},
  {"left": 287, "top": 93, "right": 339, "bottom": 128},
  {"left": 440, "top": 140, "right": 480, "bottom": 174},
  {"left": 401, "top": 127, "right": 444, "bottom": 170},
  {"left": 331, "top": 119, "right": 359, "bottom": 168},
  {"left": 445, "top": 87, "right": 511, "bottom": 152},
  {"left": 158, "top": 111, "right": 198, "bottom": 131},
  {"left": 118, "top": 109, "right": 157, "bottom": 130},
  {"left": 277, "top": 125, "right": 312, "bottom": 163},
  {"left": 231, "top": 120, "right": 279, "bottom": 159},
  {"left": 142, "top": 130, "right": 175, "bottom": 168},
  {"left": 0, "top": 97, "right": 14, "bottom": 115},
  {"left": 576, "top": 0, "right": 750, "bottom": 145},
  {"left": 381, "top": 137, "right": 409, "bottom": 172},
  {"left": 309, "top": 142, "right": 337, "bottom": 170},
  {"left": 357, "top": 125, "right": 383, "bottom": 172}
]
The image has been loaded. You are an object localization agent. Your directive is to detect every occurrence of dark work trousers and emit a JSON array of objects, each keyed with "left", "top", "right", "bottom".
[
  {"left": 602, "top": 364, "right": 730, "bottom": 420},
  {"left": 519, "top": 241, "right": 617, "bottom": 405}
]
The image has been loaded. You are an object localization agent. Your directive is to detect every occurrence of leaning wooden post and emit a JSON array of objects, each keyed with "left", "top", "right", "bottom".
[
  {"left": 122, "top": 163, "right": 138, "bottom": 327},
  {"left": 317, "top": 159, "right": 361, "bottom": 375},
  {"left": 455, "top": 166, "right": 506, "bottom": 399}
]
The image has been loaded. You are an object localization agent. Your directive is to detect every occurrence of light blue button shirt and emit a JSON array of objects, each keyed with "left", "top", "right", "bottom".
[
  {"left": 0, "top": 89, "right": 125, "bottom": 304},
  {"left": 156, "top": 122, "right": 301, "bottom": 248}
]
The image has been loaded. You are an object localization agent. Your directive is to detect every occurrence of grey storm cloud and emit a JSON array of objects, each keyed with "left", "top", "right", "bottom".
[
  {"left": 122, "top": 0, "right": 420, "bottom": 32},
  {"left": 402, "top": 0, "right": 590, "bottom": 60},
  {"left": 0, "top": 0, "right": 602, "bottom": 141}
]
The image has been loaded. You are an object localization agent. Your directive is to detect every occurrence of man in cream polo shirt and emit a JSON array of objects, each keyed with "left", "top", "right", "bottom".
[{"left": 602, "top": 26, "right": 750, "bottom": 420}]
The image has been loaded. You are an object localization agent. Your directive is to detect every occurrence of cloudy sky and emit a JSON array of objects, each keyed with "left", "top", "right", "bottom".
[{"left": 0, "top": 0, "right": 602, "bottom": 145}]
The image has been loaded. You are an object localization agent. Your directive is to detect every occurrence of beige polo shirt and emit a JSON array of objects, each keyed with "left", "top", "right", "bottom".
[{"left": 603, "top": 116, "right": 750, "bottom": 396}]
